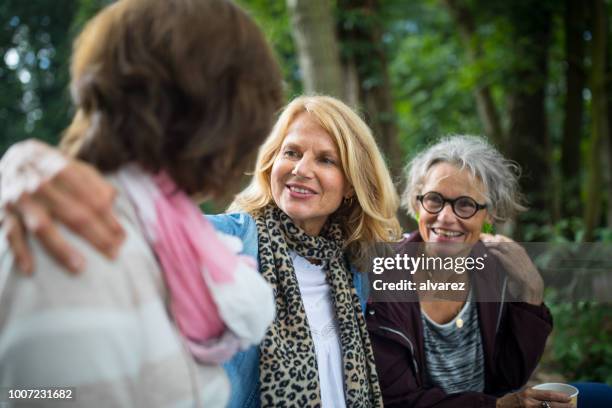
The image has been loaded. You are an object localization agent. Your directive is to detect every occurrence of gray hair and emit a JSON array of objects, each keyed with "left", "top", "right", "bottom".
[{"left": 402, "top": 135, "right": 526, "bottom": 223}]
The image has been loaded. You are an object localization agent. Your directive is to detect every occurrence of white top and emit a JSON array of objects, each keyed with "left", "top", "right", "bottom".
[
  {"left": 0, "top": 180, "right": 233, "bottom": 407},
  {"left": 292, "top": 252, "right": 346, "bottom": 408}
]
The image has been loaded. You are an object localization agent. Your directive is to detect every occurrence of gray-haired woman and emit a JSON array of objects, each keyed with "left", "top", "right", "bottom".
[{"left": 367, "top": 136, "right": 573, "bottom": 408}]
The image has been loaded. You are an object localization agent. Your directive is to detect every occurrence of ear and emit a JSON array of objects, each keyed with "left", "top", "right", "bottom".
[{"left": 344, "top": 185, "right": 355, "bottom": 199}]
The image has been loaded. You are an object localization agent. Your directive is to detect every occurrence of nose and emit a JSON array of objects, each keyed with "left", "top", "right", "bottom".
[
  {"left": 436, "top": 202, "right": 456, "bottom": 222},
  {"left": 292, "top": 155, "right": 314, "bottom": 178}
]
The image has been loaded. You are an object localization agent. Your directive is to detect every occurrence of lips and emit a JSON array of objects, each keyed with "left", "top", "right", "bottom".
[
  {"left": 286, "top": 183, "right": 318, "bottom": 199},
  {"left": 430, "top": 227, "right": 465, "bottom": 241},
  {"left": 287, "top": 183, "right": 317, "bottom": 194}
]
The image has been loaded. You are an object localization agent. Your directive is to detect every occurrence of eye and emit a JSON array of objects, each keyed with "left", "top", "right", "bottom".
[
  {"left": 319, "top": 156, "right": 337, "bottom": 165},
  {"left": 423, "top": 192, "right": 443, "bottom": 208},
  {"left": 456, "top": 197, "right": 477, "bottom": 211},
  {"left": 282, "top": 149, "right": 299, "bottom": 159}
]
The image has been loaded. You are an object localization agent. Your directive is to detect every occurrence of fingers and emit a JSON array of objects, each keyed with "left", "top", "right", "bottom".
[
  {"left": 482, "top": 234, "right": 526, "bottom": 259},
  {"left": 3, "top": 211, "right": 33, "bottom": 275},
  {"left": 528, "top": 400, "right": 574, "bottom": 408},
  {"left": 526, "top": 388, "right": 573, "bottom": 405},
  {"left": 497, "top": 390, "right": 575, "bottom": 408},
  {"left": 60, "top": 162, "right": 116, "bottom": 215},
  {"left": 22, "top": 160, "right": 125, "bottom": 259},
  {"left": 36, "top": 180, "right": 121, "bottom": 259},
  {"left": 480, "top": 232, "right": 495, "bottom": 242},
  {"left": 53, "top": 162, "right": 125, "bottom": 238},
  {"left": 480, "top": 233, "right": 514, "bottom": 244},
  {"left": 14, "top": 195, "right": 85, "bottom": 274},
  {"left": 484, "top": 246, "right": 513, "bottom": 269}
]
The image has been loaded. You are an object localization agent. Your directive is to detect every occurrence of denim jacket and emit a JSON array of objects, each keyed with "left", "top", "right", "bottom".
[{"left": 207, "top": 212, "right": 368, "bottom": 408}]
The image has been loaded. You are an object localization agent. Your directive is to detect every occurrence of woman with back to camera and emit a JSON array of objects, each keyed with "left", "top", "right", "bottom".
[
  {"left": 0, "top": 95, "right": 402, "bottom": 407},
  {"left": 367, "top": 135, "right": 574, "bottom": 408},
  {"left": 0, "top": 0, "right": 283, "bottom": 406}
]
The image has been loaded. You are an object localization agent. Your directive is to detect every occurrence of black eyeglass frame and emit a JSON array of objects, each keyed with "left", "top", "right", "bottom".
[{"left": 416, "top": 191, "right": 487, "bottom": 219}]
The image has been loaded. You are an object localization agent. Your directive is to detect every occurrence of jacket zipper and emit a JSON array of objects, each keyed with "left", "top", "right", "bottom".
[{"left": 378, "top": 326, "right": 420, "bottom": 377}]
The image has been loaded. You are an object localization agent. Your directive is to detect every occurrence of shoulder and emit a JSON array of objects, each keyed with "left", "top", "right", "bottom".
[
  {"left": 347, "top": 263, "right": 370, "bottom": 313},
  {"left": 207, "top": 212, "right": 255, "bottom": 235},
  {"left": 206, "top": 212, "right": 258, "bottom": 259},
  {"left": 4, "top": 187, "right": 163, "bottom": 298},
  {"left": 0, "top": 185, "right": 179, "bottom": 385}
]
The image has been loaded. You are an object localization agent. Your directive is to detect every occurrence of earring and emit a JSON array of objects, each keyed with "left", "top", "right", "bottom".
[
  {"left": 414, "top": 212, "right": 420, "bottom": 222},
  {"left": 343, "top": 195, "right": 355, "bottom": 206},
  {"left": 482, "top": 222, "right": 494, "bottom": 234}
]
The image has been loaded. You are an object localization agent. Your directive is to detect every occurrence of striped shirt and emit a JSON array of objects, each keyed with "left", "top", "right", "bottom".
[
  {"left": 421, "top": 291, "right": 485, "bottom": 394},
  {"left": 0, "top": 182, "right": 226, "bottom": 407}
]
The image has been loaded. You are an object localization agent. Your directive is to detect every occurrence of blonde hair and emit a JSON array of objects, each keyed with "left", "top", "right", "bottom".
[{"left": 230, "top": 95, "right": 401, "bottom": 261}]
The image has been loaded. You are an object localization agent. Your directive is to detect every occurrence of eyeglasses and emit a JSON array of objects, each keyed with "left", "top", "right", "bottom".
[{"left": 416, "top": 191, "right": 487, "bottom": 219}]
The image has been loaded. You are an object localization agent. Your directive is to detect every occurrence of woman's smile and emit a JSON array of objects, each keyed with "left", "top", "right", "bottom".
[
  {"left": 271, "top": 112, "right": 352, "bottom": 236},
  {"left": 286, "top": 182, "right": 318, "bottom": 198},
  {"left": 429, "top": 227, "right": 465, "bottom": 242}
]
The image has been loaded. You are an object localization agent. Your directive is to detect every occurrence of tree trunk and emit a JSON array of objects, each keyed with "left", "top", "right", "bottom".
[
  {"left": 336, "top": 0, "right": 408, "bottom": 225},
  {"left": 286, "top": 0, "right": 344, "bottom": 98},
  {"left": 342, "top": 58, "right": 360, "bottom": 109},
  {"left": 442, "top": 0, "right": 505, "bottom": 150},
  {"left": 584, "top": 0, "right": 609, "bottom": 241},
  {"left": 505, "top": 5, "right": 553, "bottom": 220},
  {"left": 606, "top": 0, "right": 612, "bottom": 230},
  {"left": 561, "top": 0, "right": 587, "bottom": 218},
  {"left": 336, "top": 0, "right": 408, "bottom": 222}
]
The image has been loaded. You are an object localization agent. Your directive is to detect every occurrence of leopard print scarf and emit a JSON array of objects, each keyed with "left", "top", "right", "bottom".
[{"left": 255, "top": 204, "right": 383, "bottom": 407}]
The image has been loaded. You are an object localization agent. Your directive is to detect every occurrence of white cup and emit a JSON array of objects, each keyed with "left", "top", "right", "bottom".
[{"left": 533, "top": 383, "right": 579, "bottom": 407}]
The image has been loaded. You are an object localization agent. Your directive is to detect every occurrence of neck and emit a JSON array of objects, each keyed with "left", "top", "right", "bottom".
[{"left": 293, "top": 219, "right": 325, "bottom": 236}]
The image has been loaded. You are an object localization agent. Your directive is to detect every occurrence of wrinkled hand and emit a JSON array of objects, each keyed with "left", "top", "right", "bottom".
[
  {"left": 0, "top": 139, "right": 124, "bottom": 274},
  {"left": 480, "top": 233, "right": 544, "bottom": 305},
  {"left": 496, "top": 387, "right": 573, "bottom": 408}
]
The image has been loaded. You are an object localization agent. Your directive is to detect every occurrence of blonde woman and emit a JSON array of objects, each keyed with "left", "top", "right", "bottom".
[{"left": 1, "top": 95, "right": 402, "bottom": 407}]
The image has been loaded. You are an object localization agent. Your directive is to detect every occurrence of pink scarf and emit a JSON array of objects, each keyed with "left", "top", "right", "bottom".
[
  {"left": 151, "top": 172, "right": 236, "bottom": 341},
  {"left": 116, "top": 165, "right": 269, "bottom": 363}
]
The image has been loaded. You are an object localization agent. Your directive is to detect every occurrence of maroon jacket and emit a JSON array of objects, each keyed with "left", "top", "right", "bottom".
[{"left": 366, "top": 233, "right": 553, "bottom": 407}]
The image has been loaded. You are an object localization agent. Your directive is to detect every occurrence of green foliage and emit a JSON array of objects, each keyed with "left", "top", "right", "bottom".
[
  {"left": 529, "top": 220, "right": 612, "bottom": 383},
  {"left": 1, "top": 0, "right": 75, "bottom": 153},
  {"left": 237, "top": 0, "right": 301, "bottom": 98},
  {"left": 0, "top": 0, "right": 108, "bottom": 155},
  {"left": 386, "top": 1, "right": 482, "bottom": 152},
  {"left": 545, "top": 294, "right": 612, "bottom": 384}
]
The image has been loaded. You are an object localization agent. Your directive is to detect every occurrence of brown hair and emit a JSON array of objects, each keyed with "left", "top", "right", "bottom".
[{"left": 61, "top": 0, "right": 284, "bottom": 197}]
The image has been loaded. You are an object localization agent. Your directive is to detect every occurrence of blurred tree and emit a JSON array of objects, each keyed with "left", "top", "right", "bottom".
[
  {"left": 442, "top": 0, "right": 504, "bottom": 148},
  {"left": 236, "top": 0, "right": 301, "bottom": 98},
  {"left": 0, "top": 0, "right": 109, "bottom": 155},
  {"left": 605, "top": 0, "right": 612, "bottom": 231},
  {"left": 286, "top": 0, "right": 344, "bottom": 98},
  {"left": 440, "top": 0, "right": 561, "bottom": 229},
  {"left": 584, "top": 0, "right": 609, "bottom": 241},
  {"left": 388, "top": 1, "right": 482, "bottom": 152},
  {"left": 285, "top": 0, "right": 405, "bottom": 198},
  {"left": 504, "top": 0, "right": 557, "bottom": 219},
  {"left": 337, "top": 0, "right": 403, "bottom": 180},
  {"left": 560, "top": 0, "right": 587, "bottom": 218},
  {"left": 0, "top": 0, "right": 76, "bottom": 152}
]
